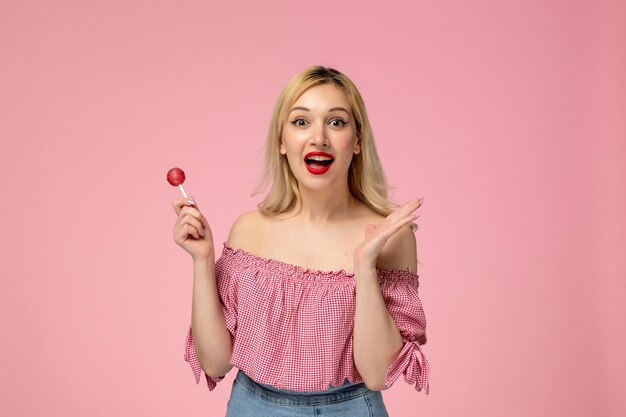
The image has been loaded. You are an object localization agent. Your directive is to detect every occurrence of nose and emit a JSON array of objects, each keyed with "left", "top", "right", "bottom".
[{"left": 309, "top": 122, "right": 329, "bottom": 147}]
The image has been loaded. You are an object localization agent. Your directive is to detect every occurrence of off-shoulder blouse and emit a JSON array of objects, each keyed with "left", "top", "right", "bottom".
[{"left": 184, "top": 242, "right": 430, "bottom": 394}]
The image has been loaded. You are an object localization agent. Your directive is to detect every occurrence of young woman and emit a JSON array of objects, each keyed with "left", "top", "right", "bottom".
[{"left": 172, "top": 65, "right": 430, "bottom": 416}]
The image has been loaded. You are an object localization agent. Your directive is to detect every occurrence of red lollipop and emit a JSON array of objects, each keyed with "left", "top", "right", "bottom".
[{"left": 167, "top": 167, "right": 189, "bottom": 199}]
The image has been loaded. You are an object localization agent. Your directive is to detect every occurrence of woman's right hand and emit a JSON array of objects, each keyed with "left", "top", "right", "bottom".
[{"left": 172, "top": 196, "right": 215, "bottom": 261}]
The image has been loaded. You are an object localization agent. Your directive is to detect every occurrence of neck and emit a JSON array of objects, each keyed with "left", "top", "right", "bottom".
[{"left": 294, "top": 181, "right": 357, "bottom": 224}]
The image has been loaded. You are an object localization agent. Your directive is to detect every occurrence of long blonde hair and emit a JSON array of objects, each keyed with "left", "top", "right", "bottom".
[{"left": 252, "top": 65, "right": 409, "bottom": 226}]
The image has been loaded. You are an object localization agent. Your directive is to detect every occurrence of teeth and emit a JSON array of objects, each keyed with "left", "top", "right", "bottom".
[{"left": 307, "top": 155, "right": 333, "bottom": 161}]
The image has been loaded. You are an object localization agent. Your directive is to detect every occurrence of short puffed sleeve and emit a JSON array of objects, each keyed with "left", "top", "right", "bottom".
[
  {"left": 184, "top": 254, "right": 238, "bottom": 390},
  {"left": 381, "top": 271, "right": 430, "bottom": 394}
]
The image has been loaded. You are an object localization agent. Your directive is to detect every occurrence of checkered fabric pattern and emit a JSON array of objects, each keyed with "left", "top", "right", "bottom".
[{"left": 184, "top": 242, "right": 430, "bottom": 394}]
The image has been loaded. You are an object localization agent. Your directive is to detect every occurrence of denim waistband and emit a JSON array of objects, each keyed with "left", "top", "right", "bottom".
[{"left": 235, "top": 370, "right": 372, "bottom": 406}]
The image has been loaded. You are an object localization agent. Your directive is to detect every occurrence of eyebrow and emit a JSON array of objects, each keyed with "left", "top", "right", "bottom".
[{"left": 289, "top": 106, "right": 350, "bottom": 115}]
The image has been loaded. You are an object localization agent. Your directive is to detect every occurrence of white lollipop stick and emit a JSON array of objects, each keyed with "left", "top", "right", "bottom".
[{"left": 179, "top": 184, "right": 188, "bottom": 199}]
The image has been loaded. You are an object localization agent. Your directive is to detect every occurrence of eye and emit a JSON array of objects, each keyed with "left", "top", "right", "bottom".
[
  {"left": 329, "top": 118, "right": 348, "bottom": 127},
  {"left": 290, "top": 118, "right": 308, "bottom": 127}
]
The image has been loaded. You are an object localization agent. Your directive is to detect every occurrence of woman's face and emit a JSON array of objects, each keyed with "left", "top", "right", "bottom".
[{"left": 280, "top": 83, "right": 360, "bottom": 190}]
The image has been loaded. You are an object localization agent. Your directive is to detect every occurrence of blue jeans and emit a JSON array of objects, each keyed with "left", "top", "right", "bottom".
[{"left": 225, "top": 369, "right": 389, "bottom": 416}]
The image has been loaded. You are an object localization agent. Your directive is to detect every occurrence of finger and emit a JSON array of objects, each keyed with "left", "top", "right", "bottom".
[
  {"left": 393, "top": 198, "right": 423, "bottom": 221},
  {"left": 382, "top": 211, "right": 419, "bottom": 239},
  {"left": 401, "top": 197, "right": 423, "bottom": 214},
  {"left": 179, "top": 205, "right": 204, "bottom": 222},
  {"left": 388, "top": 197, "right": 421, "bottom": 219},
  {"left": 172, "top": 197, "right": 193, "bottom": 215},
  {"left": 201, "top": 216, "right": 210, "bottom": 229},
  {"left": 180, "top": 214, "right": 205, "bottom": 237},
  {"left": 389, "top": 214, "right": 419, "bottom": 237},
  {"left": 184, "top": 223, "right": 201, "bottom": 240},
  {"left": 173, "top": 223, "right": 202, "bottom": 242},
  {"left": 172, "top": 196, "right": 200, "bottom": 215}
]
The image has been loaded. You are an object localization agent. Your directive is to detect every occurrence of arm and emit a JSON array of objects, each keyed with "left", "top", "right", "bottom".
[
  {"left": 174, "top": 197, "right": 235, "bottom": 385},
  {"left": 189, "top": 210, "right": 261, "bottom": 379},
  {"left": 353, "top": 224, "right": 418, "bottom": 391},
  {"left": 353, "top": 267, "right": 405, "bottom": 391},
  {"left": 190, "top": 256, "right": 234, "bottom": 378}
]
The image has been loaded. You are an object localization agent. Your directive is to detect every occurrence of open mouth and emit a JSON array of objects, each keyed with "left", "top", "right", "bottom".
[{"left": 304, "top": 156, "right": 334, "bottom": 169}]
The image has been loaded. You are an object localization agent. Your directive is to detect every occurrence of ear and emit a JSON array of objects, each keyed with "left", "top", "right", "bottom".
[
  {"left": 280, "top": 141, "right": 286, "bottom": 155},
  {"left": 353, "top": 136, "right": 361, "bottom": 155}
]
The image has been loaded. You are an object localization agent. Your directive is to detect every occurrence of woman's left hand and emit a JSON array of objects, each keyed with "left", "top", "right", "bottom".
[{"left": 353, "top": 197, "right": 423, "bottom": 269}]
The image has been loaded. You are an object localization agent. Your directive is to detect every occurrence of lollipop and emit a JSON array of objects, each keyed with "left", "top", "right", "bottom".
[{"left": 167, "top": 167, "right": 189, "bottom": 199}]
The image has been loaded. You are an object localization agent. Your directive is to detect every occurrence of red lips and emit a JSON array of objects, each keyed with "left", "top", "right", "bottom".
[
  {"left": 304, "top": 151, "right": 334, "bottom": 160},
  {"left": 304, "top": 151, "right": 334, "bottom": 175}
]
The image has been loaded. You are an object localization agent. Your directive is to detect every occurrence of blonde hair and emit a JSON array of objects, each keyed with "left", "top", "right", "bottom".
[{"left": 252, "top": 65, "right": 415, "bottom": 230}]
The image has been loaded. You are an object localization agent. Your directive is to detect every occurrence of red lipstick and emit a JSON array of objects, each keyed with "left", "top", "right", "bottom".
[{"left": 304, "top": 151, "right": 334, "bottom": 175}]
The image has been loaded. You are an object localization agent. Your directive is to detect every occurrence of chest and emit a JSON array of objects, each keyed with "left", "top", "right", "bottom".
[{"left": 258, "top": 223, "right": 364, "bottom": 273}]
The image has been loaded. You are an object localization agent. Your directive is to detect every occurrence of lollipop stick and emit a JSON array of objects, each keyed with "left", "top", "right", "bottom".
[{"left": 179, "top": 184, "right": 188, "bottom": 199}]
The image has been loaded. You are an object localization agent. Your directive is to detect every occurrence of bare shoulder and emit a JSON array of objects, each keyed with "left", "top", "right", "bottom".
[
  {"left": 377, "top": 223, "right": 418, "bottom": 273},
  {"left": 226, "top": 210, "right": 268, "bottom": 252}
]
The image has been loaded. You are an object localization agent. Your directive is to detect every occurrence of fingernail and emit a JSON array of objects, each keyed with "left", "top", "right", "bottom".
[{"left": 187, "top": 198, "right": 195, "bottom": 205}]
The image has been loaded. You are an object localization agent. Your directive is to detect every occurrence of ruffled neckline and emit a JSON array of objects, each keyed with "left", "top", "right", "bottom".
[{"left": 221, "top": 241, "right": 418, "bottom": 283}]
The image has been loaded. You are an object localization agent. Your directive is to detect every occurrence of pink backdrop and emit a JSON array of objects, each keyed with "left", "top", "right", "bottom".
[{"left": 1, "top": 1, "right": 624, "bottom": 416}]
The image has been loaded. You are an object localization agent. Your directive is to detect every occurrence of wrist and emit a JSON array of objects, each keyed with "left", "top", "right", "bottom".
[
  {"left": 192, "top": 254, "right": 215, "bottom": 265},
  {"left": 353, "top": 257, "right": 376, "bottom": 273}
]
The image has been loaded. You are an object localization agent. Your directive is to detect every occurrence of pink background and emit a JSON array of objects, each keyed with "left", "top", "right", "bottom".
[{"left": 1, "top": 1, "right": 624, "bottom": 416}]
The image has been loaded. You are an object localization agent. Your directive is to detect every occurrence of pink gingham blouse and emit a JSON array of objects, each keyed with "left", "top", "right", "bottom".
[{"left": 184, "top": 241, "right": 430, "bottom": 394}]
